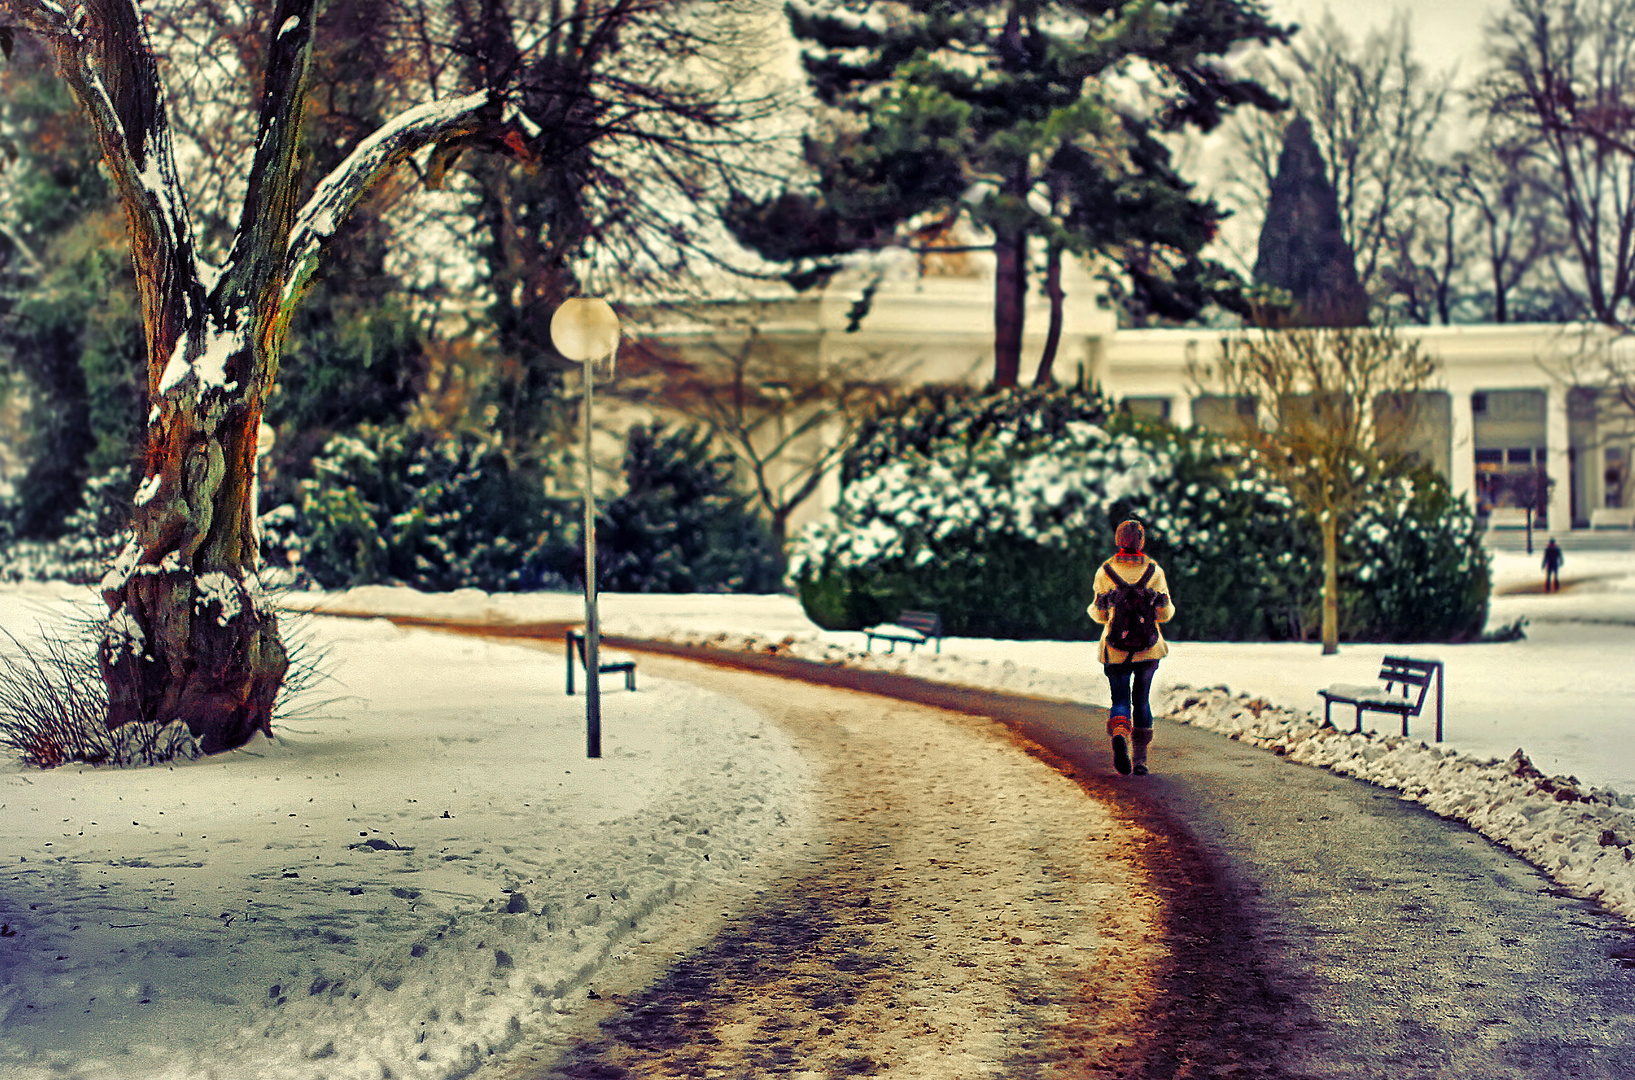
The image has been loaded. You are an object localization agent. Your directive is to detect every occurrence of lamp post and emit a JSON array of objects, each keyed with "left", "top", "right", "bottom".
[{"left": 550, "top": 297, "right": 620, "bottom": 759}]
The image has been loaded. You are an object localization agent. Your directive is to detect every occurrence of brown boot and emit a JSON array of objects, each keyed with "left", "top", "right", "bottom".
[
  {"left": 1132, "top": 728, "right": 1153, "bottom": 775},
  {"left": 1108, "top": 713, "right": 1133, "bottom": 775}
]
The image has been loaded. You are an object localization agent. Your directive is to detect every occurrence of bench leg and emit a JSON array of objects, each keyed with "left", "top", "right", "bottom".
[
  {"left": 625, "top": 667, "right": 636, "bottom": 691},
  {"left": 566, "top": 638, "right": 576, "bottom": 696},
  {"left": 1353, "top": 704, "right": 1363, "bottom": 734}
]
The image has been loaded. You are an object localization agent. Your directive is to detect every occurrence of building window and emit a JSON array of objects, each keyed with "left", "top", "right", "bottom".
[
  {"left": 1475, "top": 449, "right": 1503, "bottom": 464},
  {"left": 1472, "top": 393, "right": 1488, "bottom": 414},
  {"left": 1506, "top": 447, "right": 1532, "bottom": 465},
  {"left": 1119, "top": 397, "right": 1172, "bottom": 420}
]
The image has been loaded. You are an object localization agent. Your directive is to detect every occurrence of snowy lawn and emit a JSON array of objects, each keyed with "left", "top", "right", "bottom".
[
  {"left": 293, "top": 551, "right": 1634, "bottom": 791},
  {"left": 1, "top": 545, "right": 1632, "bottom": 1078},
  {"left": 0, "top": 586, "right": 808, "bottom": 1080}
]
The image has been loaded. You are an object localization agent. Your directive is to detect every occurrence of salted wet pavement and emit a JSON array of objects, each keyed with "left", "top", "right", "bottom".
[
  {"left": 488, "top": 654, "right": 1165, "bottom": 1078},
  {"left": 474, "top": 635, "right": 1635, "bottom": 1078}
]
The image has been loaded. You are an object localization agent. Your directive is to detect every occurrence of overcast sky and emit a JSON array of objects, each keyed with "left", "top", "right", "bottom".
[{"left": 1268, "top": 0, "right": 1506, "bottom": 79}]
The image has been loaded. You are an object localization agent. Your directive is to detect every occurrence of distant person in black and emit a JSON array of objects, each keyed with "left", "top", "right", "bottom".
[{"left": 1542, "top": 538, "right": 1563, "bottom": 593}]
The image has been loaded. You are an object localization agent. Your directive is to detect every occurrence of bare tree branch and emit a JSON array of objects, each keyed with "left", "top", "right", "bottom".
[
  {"left": 280, "top": 87, "right": 504, "bottom": 312},
  {"left": 5, "top": 0, "right": 204, "bottom": 383}
]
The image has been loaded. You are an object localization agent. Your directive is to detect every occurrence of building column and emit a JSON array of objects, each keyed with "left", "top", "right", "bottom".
[
  {"left": 1449, "top": 387, "right": 1475, "bottom": 510},
  {"left": 1546, "top": 383, "right": 1572, "bottom": 532},
  {"left": 1171, "top": 394, "right": 1193, "bottom": 429}
]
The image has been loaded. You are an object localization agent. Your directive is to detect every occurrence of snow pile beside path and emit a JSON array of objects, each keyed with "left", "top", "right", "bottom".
[{"left": 1155, "top": 685, "right": 1635, "bottom": 922}]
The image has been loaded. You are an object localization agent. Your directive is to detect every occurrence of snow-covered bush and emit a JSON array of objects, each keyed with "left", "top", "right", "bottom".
[
  {"left": 791, "top": 391, "right": 1489, "bottom": 642},
  {"left": 1339, "top": 467, "right": 1489, "bottom": 641},
  {"left": 843, "top": 381, "right": 1112, "bottom": 483},
  {"left": 0, "top": 468, "right": 131, "bottom": 584},
  {"left": 283, "top": 425, "right": 569, "bottom": 592},
  {"left": 1132, "top": 422, "right": 1488, "bottom": 641},
  {"left": 1131, "top": 424, "right": 1318, "bottom": 641},
  {"left": 793, "top": 386, "right": 1155, "bottom": 638}
]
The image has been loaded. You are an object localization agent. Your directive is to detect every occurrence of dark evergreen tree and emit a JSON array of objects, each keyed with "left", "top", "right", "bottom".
[
  {"left": 597, "top": 424, "right": 781, "bottom": 594},
  {"left": 727, "top": 0, "right": 1290, "bottom": 385},
  {"left": 1252, "top": 116, "right": 1372, "bottom": 326}
]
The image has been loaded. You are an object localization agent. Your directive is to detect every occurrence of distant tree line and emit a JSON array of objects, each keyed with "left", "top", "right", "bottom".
[{"left": 1220, "top": 0, "right": 1635, "bottom": 331}]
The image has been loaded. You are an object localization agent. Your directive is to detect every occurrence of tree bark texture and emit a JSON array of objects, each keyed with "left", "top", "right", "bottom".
[
  {"left": 1034, "top": 243, "right": 1065, "bottom": 387},
  {"left": 6, "top": 0, "right": 518, "bottom": 752},
  {"left": 992, "top": 228, "right": 1026, "bottom": 387}
]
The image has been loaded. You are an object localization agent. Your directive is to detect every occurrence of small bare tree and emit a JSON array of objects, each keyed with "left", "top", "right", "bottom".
[
  {"left": 618, "top": 307, "right": 898, "bottom": 555},
  {"left": 1198, "top": 324, "right": 1434, "bottom": 654}
]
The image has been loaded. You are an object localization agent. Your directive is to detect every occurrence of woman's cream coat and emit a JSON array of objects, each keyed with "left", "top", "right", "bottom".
[{"left": 1087, "top": 554, "right": 1176, "bottom": 664}]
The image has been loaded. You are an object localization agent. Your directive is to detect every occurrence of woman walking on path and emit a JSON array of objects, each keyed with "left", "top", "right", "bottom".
[{"left": 1088, "top": 519, "right": 1176, "bottom": 775}]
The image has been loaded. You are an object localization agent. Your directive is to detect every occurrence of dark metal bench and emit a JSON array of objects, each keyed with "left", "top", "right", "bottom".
[
  {"left": 565, "top": 630, "right": 636, "bottom": 695},
  {"left": 863, "top": 610, "right": 943, "bottom": 654},
  {"left": 1318, "top": 655, "right": 1444, "bottom": 741}
]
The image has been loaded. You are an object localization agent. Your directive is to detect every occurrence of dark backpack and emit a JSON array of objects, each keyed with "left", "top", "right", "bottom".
[{"left": 1102, "top": 560, "right": 1163, "bottom": 653}]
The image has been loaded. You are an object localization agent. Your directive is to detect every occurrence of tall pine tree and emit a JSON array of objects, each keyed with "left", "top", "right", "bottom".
[
  {"left": 1252, "top": 116, "right": 1371, "bottom": 326},
  {"left": 728, "top": 0, "right": 1290, "bottom": 386}
]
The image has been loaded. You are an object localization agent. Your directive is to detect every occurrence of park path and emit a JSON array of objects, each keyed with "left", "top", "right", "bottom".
[
  {"left": 488, "top": 653, "right": 1167, "bottom": 1079},
  {"left": 393, "top": 621, "right": 1635, "bottom": 1078}
]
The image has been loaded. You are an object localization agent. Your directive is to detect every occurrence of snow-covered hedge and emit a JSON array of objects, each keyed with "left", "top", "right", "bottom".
[{"left": 791, "top": 389, "right": 1489, "bottom": 642}]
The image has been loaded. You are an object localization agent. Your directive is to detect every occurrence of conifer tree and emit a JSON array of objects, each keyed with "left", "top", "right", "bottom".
[
  {"left": 727, "top": 0, "right": 1290, "bottom": 386},
  {"left": 1252, "top": 116, "right": 1371, "bottom": 326}
]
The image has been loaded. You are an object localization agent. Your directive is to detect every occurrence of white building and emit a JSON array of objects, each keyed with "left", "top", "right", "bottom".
[{"left": 635, "top": 256, "right": 1635, "bottom": 540}]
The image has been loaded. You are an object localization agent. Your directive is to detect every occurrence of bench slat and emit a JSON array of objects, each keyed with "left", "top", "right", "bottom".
[{"left": 1320, "top": 655, "right": 1444, "bottom": 741}]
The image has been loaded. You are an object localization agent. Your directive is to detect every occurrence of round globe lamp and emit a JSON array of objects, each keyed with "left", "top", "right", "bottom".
[{"left": 550, "top": 298, "right": 621, "bottom": 759}]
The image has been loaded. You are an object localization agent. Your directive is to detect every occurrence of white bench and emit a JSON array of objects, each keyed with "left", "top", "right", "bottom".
[
  {"left": 1590, "top": 507, "right": 1635, "bottom": 529},
  {"left": 863, "top": 610, "right": 944, "bottom": 654},
  {"left": 1487, "top": 507, "right": 1531, "bottom": 529}
]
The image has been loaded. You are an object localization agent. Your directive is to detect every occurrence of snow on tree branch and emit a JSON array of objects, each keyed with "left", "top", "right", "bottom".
[
  {"left": 5, "top": 0, "right": 201, "bottom": 368},
  {"left": 281, "top": 89, "right": 503, "bottom": 312},
  {"left": 0, "top": 0, "right": 69, "bottom": 37}
]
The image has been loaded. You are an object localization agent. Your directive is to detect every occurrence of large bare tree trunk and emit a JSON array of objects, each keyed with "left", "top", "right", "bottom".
[{"left": 5, "top": 0, "right": 520, "bottom": 752}]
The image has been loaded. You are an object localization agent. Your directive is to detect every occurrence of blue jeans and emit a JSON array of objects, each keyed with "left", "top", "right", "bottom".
[{"left": 1105, "top": 659, "right": 1160, "bottom": 731}]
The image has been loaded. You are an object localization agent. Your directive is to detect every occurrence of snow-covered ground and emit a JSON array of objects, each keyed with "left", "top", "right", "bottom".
[
  {"left": 1, "top": 546, "right": 1632, "bottom": 1079},
  {"left": 0, "top": 591, "right": 811, "bottom": 1080}
]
